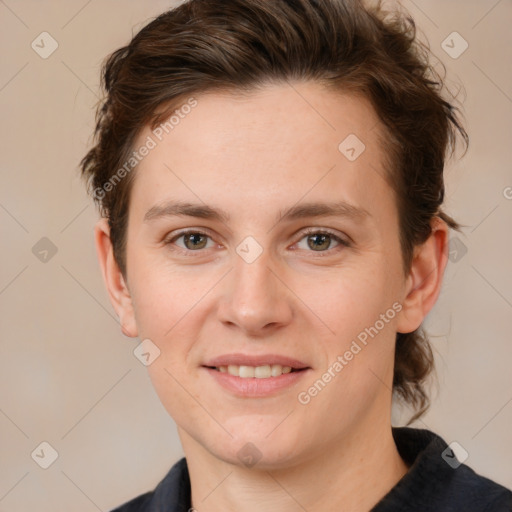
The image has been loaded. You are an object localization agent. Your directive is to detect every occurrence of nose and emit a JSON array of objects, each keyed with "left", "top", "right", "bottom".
[{"left": 217, "top": 249, "right": 294, "bottom": 336}]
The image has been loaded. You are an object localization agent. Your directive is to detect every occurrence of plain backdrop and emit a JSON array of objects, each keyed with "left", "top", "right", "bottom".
[{"left": 0, "top": 0, "right": 511, "bottom": 510}]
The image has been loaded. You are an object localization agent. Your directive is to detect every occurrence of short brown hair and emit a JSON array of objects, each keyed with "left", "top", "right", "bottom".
[{"left": 80, "top": 0, "right": 468, "bottom": 422}]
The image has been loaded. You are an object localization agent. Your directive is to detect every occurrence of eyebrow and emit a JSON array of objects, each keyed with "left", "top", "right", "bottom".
[{"left": 143, "top": 200, "right": 370, "bottom": 224}]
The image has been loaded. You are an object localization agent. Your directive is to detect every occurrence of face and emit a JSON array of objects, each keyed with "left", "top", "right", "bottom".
[{"left": 108, "top": 82, "right": 419, "bottom": 468}]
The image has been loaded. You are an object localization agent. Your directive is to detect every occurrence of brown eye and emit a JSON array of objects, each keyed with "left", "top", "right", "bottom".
[
  {"left": 167, "top": 231, "right": 215, "bottom": 252},
  {"left": 307, "top": 233, "right": 333, "bottom": 251},
  {"left": 296, "top": 231, "right": 345, "bottom": 252},
  {"left": 182, "top": 232, "right": 208, "bottom": 250}
]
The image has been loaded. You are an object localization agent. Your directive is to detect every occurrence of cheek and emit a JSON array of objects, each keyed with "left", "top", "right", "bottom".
[
  {"left": 129, "top": 260, "right": 215, "bottom": 340},
  {"left": 294, "top": 262, "right": 401, "bottom": 407},
  {"left": 295, "top": 271, "right": 400, "bottom": 420},
  {"left": 146, "top": 359, "right": 208, "bottom": 431},
  {"left": 296, "top": 265, "right": 395, "bottom": 342}
]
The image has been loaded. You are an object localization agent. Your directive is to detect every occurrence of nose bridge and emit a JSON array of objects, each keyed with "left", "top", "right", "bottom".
[{"left": 219, "top": 244, "right": 292, "bottom": 334}]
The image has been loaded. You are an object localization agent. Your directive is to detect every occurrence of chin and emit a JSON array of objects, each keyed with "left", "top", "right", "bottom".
[
  {"left": 207, "top": 424, "right": 307, "bottom": 470},
  {"left": 214, "top": 444, "right": 304, "bottom": 471}
]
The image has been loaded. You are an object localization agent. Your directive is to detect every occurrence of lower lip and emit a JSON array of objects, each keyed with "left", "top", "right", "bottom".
[{"left": 203, "top": 367, "right": 310, "bottom": 397}]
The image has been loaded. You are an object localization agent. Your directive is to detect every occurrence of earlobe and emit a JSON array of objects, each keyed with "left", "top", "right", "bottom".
[
  {"left": 94, "top": 218, "right": 138, "bottom": 338},
  {"left": 396, "top": 218, "right": 449, "bottom": 334}
]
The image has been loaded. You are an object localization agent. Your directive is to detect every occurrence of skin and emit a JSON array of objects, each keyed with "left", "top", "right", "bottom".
[{"left": 95, "top": 81, "right": 448, "bottom": 512}]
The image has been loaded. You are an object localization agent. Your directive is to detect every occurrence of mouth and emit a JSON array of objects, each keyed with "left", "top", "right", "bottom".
[
  {"left": 201, "top": 354, "right": 311, "bottom": 397},
  {"left": 204, "top": 364, "right": 306, "bottom": 379}
]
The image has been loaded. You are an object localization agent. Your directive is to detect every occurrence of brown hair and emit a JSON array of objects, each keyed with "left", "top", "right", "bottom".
[{"left": 80, "top": 0, "right": 468, "bottom": 423}]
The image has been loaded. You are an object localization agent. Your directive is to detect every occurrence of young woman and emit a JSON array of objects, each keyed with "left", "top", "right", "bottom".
[{"left": 80, "top": 0, "right": 512, "bottom": 510}]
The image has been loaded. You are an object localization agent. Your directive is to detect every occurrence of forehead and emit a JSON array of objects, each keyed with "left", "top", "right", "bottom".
[{"left": 129, "top": 81, "right": 393, "bottom": 224}]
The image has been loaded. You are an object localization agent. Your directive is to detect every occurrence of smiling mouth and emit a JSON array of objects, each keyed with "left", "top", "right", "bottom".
[{"left": 205, "top": 364, "right": 306, "bottom": 378}]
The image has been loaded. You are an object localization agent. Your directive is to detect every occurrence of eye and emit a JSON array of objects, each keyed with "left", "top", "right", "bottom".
[
  {"left": 295, "top": 230, "right": 350, "bottom": 253},
  {"left": 164, "top": 228, "right": 350, "bottom": 256},
  {"left": 166, "top": 230, "right": 216, "bottom": 252}
]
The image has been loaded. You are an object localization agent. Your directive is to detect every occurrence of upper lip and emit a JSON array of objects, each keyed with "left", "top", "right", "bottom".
[{"left": 203, "top": 353, "right": 310, "bottom": 369}]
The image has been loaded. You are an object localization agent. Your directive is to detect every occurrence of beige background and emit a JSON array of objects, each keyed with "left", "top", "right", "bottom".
[{"left": 0, "top": 0, "right": 511, "bottom": 510}]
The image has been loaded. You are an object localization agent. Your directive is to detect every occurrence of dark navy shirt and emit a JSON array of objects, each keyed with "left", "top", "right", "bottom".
[{"left": 110, "top": 427, "right": 512, "bottom": 511}]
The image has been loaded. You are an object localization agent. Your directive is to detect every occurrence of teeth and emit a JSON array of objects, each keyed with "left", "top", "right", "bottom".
[
  {"left": 255, "top": 365, "right": 271, "bottom": 378},
  {"left": 219, "top": 364, "right": 294, "bottom": 378}
]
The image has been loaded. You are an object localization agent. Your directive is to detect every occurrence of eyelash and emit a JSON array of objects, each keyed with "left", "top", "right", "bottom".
[{"left": 164, "top": 228, "right": 351, "bottom": 257}]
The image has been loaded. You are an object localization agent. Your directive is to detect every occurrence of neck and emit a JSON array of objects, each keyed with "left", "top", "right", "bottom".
[{"left": 180, "top": 407, "right": 409, "bottom": 512}]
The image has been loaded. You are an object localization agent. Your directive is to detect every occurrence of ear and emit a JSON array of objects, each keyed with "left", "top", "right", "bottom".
[
  {"left": 94, "top": 218, "right": 138, "bottom": 338},
  {"left": 396, "top": 217, "right": 449, "bottom": 333}
]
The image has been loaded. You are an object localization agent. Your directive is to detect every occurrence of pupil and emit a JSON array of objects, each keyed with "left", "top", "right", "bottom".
[
  {"left": 308, "top": 234, "right": 330, "bottom": 251},
  {"left": 186, "top": 233, "right": 206, "bottom": 249}
]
